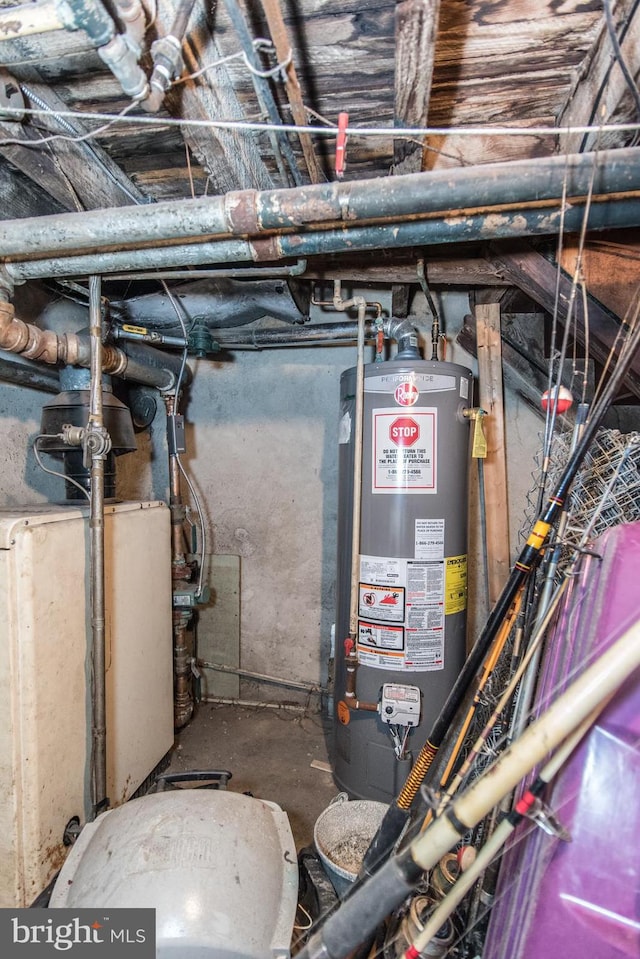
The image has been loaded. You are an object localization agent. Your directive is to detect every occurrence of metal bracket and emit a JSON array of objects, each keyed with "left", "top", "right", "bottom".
[{"left": 524, "top": 796, "right": 571, "bottom": 842}]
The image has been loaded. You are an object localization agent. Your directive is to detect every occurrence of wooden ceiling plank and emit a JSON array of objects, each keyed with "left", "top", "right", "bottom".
[
  {"left": 394, "top": 0, "right": 441, "bottom": 174},
  {"left": 0, "top": 78, "right": 146, "bottom": 209},
  {"left": 0, "top": 123, "right": 81, "bottom": 210}
]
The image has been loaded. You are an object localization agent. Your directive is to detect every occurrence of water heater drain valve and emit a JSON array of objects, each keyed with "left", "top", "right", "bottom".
[{"left": 379, "top": 683, "right": 421, "bottom": 726}]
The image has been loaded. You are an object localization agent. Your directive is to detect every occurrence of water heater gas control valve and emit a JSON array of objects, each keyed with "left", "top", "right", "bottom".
[{"left": 379, "top": 684, "right": 421, "bottom": 726}]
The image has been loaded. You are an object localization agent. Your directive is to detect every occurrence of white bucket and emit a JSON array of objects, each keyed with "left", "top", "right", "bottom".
[{"left": 313, "top": 793, "right": 388, "bottom": 897}]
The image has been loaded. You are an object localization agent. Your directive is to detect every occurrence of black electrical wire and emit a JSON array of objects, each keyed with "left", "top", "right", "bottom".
[{"left": 603, "top": 0, "right": 640, "bottom": 119}]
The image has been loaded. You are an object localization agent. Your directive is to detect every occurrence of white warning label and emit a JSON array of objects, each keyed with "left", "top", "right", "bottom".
[
  {"left": 359, "top": 553, "right": 445, "bottom": 672},
  {"left": 357, "top": 621, "right": 405, "bottom": 670},
  {"left": 406, "top": 562, "right": 444, "bottom": 604},
  {"left": 415, "top": 518, "right": 445, "bottom": 560},
  {"left": 373, "top": 409, "right": 437, "bottom": 494}
]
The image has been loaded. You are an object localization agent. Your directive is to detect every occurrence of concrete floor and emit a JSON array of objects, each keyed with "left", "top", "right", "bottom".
[{"left": 166, "top": 702, "right": 340, "bottom": 850}]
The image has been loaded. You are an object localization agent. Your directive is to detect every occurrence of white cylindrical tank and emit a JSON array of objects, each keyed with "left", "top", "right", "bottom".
[{"left": 334, "top": 358, "right": 473, "bottom": 801}]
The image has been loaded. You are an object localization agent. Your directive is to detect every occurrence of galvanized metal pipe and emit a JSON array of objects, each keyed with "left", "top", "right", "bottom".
[
  {"left": 1, "top": 147, "right": 638, "bottom": 261},
  {"left": 6, "top": 194, "right": 640, "bottom": 283},
  {"left": 88, "top": 274, "right": 108, "bottom": 817}
]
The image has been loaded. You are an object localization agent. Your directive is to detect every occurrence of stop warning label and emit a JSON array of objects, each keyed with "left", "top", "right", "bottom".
[{"left": 373, "top": 408, "right": 437, "bottom": 494}]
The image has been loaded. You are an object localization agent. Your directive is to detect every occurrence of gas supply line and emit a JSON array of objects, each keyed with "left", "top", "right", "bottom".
[
  {"left": 355, "top": 307, "right": 640, "bottom": 881},
  {"left": 0, "top": 297, "right": 187, "bottom": 391},
  {"left": 298, "top": 615, "right": 640, "bottom": 959}
]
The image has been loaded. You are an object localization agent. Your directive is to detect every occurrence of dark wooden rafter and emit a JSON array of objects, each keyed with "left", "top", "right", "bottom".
[
  {"left": 0, "top": 77, "right": 146, "bottom": 210},
  {"left": 259, "top": 0, "right": 324, "bottom": 184},
  {"left": 557, "top": 0, "right": 640, "bottom": 153},
  {"left": 394, "top": 0, "right": 441, "bottom": 173},
  {"left": 153, "top": 0, "right": 274, "bottom": 193},
  {"left": 458, "top": 312, "right": 591, "bottom": 418},
  {"left": 489, "top": 244, "right": 640, "bottom": 400}
]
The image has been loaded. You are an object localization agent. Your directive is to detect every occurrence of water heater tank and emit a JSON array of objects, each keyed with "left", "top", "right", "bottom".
[{"left": 333, "top": 358, "right": 473, "bottom": 801}]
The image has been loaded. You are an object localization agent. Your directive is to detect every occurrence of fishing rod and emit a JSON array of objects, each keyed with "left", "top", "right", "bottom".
[
  {"left": 359, "top": 308, "right": 640, "bottom": 878},
  {"left": 399, "top": 702, "right": 610, "bottom": 959},
  {"left": 299, "top": 615, "right": 640, "bottom": 959}
]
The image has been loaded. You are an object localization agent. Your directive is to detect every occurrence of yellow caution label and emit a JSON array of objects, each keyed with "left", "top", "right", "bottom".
[
  {"left": 445, "top": 554, "right": 467, "bottom": 615},
  {"left": 471, "top": 414, "right": 487, "bottom": 459},
  {"left": 526, "top": 520, "right": 551, "bottom": 552},
  {"left": 122, "top": 324, "right": 149, "bottom": 335}
]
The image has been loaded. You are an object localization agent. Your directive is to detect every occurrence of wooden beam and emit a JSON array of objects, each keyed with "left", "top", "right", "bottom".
[
  {"left": 474, "top": 299, "right": 511, "bottom": 603},
  {"left": 560, "top": 234, "right": 640, "bottom": 321},
  {"left": 303, "top": 253, "right": 510, "bottom": 286},
  {"left": 0, "top": 160, "right": 65, "bottom": 219},
  {"left": 489, "top": 244, "right": 640, "bottom": 401},
  {"left": 394, "top": 0, "right": 441, "bottom": 174},
  {"left": 159, "top": 1, "right": 274, "bottom": 193},
  {"left": 458, "top": 313, "right": 594, "bottom": 419},
  {"left": 557, "top": 0, "right": 640, "bottom": 153}
]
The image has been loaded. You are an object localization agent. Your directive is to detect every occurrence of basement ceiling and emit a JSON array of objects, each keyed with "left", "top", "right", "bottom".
[
  {"left": 1, "top": 0, "right": 638, "bottom": 203},
  {"left": 0, "top": 0, "right": 639, "bottom": 391}
]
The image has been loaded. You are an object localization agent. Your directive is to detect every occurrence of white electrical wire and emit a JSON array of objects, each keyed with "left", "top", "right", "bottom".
[
  {"left": 160, "top": 280, "right": 208, "bottom": 600},
  {"left": 0, "top": 102, "right": 639, "bottom": 145}
]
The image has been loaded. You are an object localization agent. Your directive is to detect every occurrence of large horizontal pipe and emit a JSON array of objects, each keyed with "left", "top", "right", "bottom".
[
  {"left": 1, "top": 147, "right": 639, "bottom": 261},
  {"left": 6, "top": 193, "right": 640, "bottom": 282},
  {"left": 0, "top": 350, "right": 60, "bottom": 393}
]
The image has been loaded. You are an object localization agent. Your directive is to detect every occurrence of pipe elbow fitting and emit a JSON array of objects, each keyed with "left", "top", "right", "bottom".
[
  {"left": 97, "top": 33, "right": 149, "bottom": 100},
  {"left": 384, "top": 316, "right": 421, "bottom": 360}
]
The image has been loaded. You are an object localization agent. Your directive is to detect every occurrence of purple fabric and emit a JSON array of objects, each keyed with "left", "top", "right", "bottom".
[{"left": 483, "top": 522, "right": 640, "bottom": 959}]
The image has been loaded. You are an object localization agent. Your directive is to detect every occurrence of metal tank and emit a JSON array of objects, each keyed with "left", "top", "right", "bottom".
[{"left": 333, "top": 356, "right": 473, "bottom": 802}]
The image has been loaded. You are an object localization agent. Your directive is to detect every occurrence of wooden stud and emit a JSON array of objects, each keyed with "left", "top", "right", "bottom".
[{"left": 474, "top": 299, "right": 511, "bottom": 603}]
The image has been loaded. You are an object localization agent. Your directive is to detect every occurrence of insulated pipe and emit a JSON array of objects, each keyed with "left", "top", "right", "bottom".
[
  {"left": 0, "top": 300, "right": 177, "bottom": 390},
  {"left": 299, "top": 617, "right": 640, "bottom": 959},
  {"left": 6, "top": 195, "right": 640, "bottom": 283},
  {"left": 213, "top": 321, "right": 379, "bottom": 348},
  {"left": 1, "top": 147, "right": 638, "bottom": 259},
  {"left": 0, "top": 0, "right": 66, "bottom": 37}
]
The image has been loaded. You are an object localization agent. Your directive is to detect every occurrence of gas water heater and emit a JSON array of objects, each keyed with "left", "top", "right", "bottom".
[{"left": 333, "top": 351, "right": 473, "bottom": 802}]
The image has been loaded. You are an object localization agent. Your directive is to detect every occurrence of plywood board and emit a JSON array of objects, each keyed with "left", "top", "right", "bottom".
[{"left": 196, "top": 554, "right": 241, "bottom": 699}]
